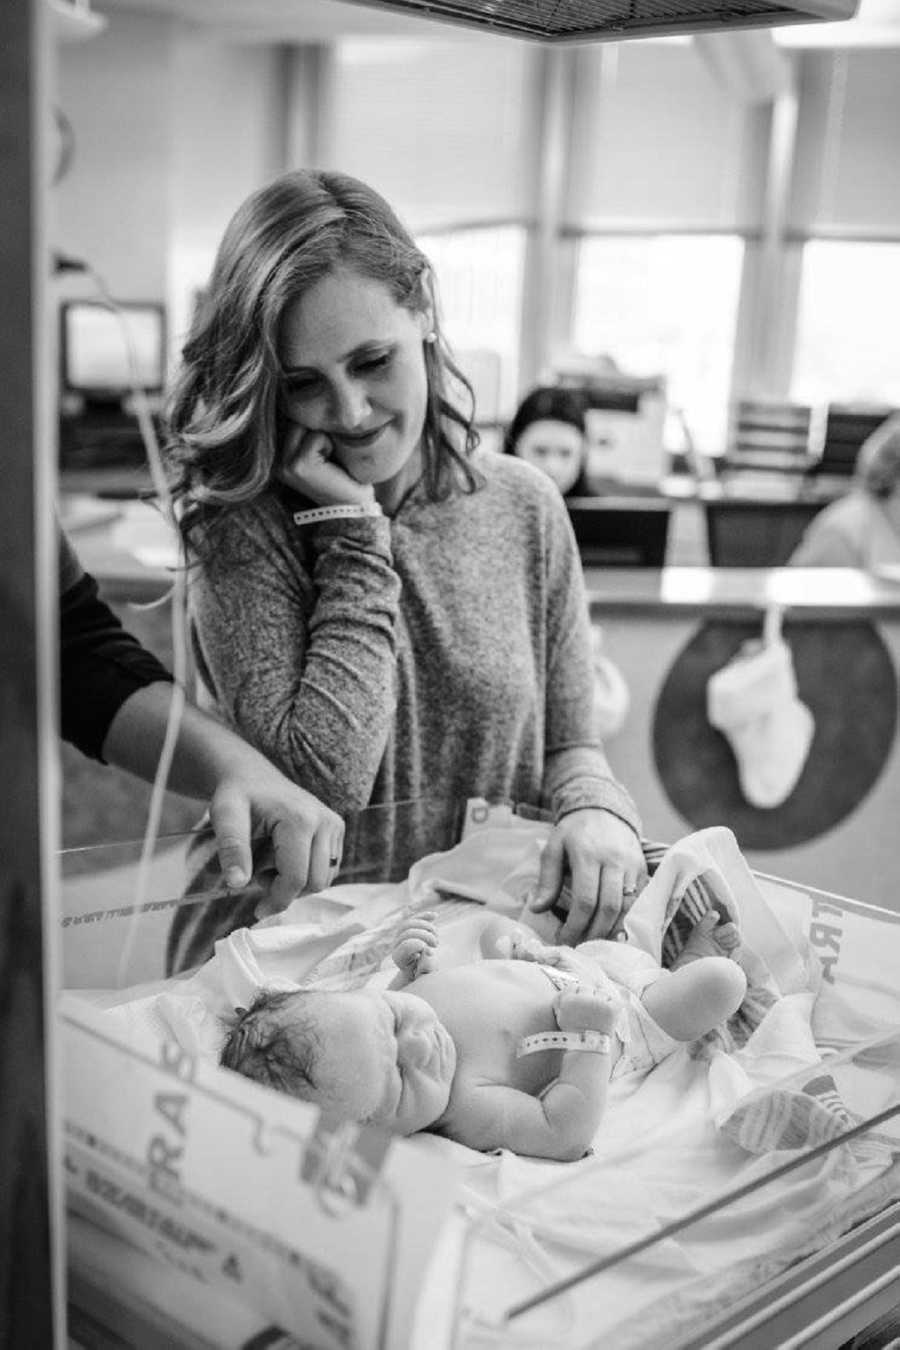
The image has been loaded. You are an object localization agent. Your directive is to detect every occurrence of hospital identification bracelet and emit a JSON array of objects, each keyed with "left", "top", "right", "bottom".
[
  {"left": 516, "top": 1030, "right": 612, "bottom": 1058},
  {"left": 293, "top": 502, "right": 383, "bottom": 526}
]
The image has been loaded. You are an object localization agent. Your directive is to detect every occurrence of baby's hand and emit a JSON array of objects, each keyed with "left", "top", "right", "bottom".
[
  {"left": 554, "top": 988, "right": 620, "bottom": 1035},
  {"left": 392, "top": 912, "right": 439, "bottom": 979}
]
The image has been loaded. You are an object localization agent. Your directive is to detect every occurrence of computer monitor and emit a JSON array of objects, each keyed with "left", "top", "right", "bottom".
[
  {"left": 567, "top": 498, "right": 672, "bottom": 568},
  {"left": 704, "top": 499, "right": 827, "bottom": 567},
  {"left": 569, "top": 374, "right": 668, "bottom": 491},
  {"left": 811, "top": 405, "right": 896, "bottom": 478},
  {"left": 60, "top": 300, "right": 166, "bottom": 405}
]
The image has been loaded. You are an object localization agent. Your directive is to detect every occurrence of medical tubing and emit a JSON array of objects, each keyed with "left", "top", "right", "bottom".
[{"left": 83, "top": 269, "right": 189, "bottom": 987}]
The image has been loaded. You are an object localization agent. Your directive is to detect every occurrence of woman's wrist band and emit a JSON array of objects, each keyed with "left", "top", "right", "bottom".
[
  {"left": 293, "top": 502, "right": 383, "bottom": 526},
  {"left": 516, "top": 1029, "right": 612, "bottom": 1058}
]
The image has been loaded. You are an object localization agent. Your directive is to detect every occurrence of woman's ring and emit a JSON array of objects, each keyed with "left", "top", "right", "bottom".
[
  {"left": 329, "top": 856, "right": 340, "bottom": 868},
  {"left": 622, "top": 885, "right": 638, "bottom": 897}
]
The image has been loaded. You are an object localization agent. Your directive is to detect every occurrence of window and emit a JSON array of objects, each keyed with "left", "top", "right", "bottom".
[
  {"left": 416, "top": 225, "right": 527, "bottom": 423},
  {"left": 791, "top": 241, "right": 900, "bottom": 407},
  {"left": 571, "top": 235, "right": 744, "bottom": 455}
]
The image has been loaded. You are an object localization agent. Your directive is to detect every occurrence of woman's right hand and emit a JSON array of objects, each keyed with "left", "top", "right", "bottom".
[{"left": 279, "top": 420, "right": 376, "bottom": 508}]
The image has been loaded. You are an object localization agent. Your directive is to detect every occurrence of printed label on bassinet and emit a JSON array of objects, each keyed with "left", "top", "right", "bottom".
[{"left": 60, "top": 996, "right": 456, "bottom": 1350}]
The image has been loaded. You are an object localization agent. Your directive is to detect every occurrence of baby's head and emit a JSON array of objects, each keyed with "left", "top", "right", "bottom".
[{"left": 220, "top": 986, "right": 457, "bottom": 1136}]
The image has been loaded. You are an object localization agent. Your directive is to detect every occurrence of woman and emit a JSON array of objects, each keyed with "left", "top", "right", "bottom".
[
  {"left": 164, "top": 169, "right": 645, "bottom": 970},
  {"left": 789, "top": 414, "right": 900, "bottom": 569},
  {"left": 504, "top": 385, "right": 590, "bottom": 498}
]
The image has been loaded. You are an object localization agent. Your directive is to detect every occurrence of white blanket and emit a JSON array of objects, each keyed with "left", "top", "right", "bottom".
[{"left": 71, "top": 823, "right": 900, "bottom": 1349}]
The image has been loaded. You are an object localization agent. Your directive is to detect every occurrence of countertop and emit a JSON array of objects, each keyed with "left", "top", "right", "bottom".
[
  {"left": 584, "top": 565, "right": 900, "bottom": 617},
  {"left": 61, "top": 493, "right": 900, "bottom": 618}
]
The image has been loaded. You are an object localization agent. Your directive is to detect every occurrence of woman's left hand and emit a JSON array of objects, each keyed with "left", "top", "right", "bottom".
[{"left": 528, "top": 809, "right": 647, "bottom": 945}]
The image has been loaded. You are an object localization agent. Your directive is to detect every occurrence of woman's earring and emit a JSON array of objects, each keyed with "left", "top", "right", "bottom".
[{"left": 424, "top": 331, "right": 437, "bottom": 345}]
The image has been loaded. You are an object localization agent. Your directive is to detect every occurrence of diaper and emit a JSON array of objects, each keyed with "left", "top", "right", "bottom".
[{"left": 613, "top": 984, "right": 680, "bottom": 1079}]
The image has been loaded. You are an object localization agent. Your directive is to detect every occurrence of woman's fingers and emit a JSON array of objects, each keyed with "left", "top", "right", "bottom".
[
  {"left": 279, "top": 424, "right": 376, "bottom": 507},
  {"left": 558, "top": 854, "right": 602, "bottom": 946},
  {"left": 589, "top": 863, "right": 627, "bottom": 941},
  {"left": 528, "top": 833, "right": 566, "bottom": 912},
  {"left": 542, "top": 862, "right": 647, "bottom": 945}
]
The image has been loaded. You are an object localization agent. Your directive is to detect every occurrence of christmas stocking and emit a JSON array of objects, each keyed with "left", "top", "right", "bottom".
[{"left": 707, "top": 632, "right": 814, "bottom": 809}]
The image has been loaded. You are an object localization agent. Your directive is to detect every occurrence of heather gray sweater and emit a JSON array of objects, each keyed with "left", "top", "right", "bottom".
[{"left": 189, "top": 449, "right": 640, "bottom": 874}]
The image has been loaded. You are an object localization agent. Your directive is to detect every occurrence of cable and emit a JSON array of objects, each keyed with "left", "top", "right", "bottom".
[
  {"left": 52, "top": 105, "right": 76, "bottom": 187},
  {"left": 77, "top": 267, "right": 189, "bottom": 987}
]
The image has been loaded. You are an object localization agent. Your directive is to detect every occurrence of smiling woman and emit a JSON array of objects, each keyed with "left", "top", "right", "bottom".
[
  {"left": 162, "top": 168, "right": 645, "bottom": 974},
  {"left": 277, "top": 267, "right": 432, "bottom": 513}
]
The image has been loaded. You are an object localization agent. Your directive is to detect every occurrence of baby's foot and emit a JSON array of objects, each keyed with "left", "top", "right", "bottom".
[{"left": 672, "top": 910, "right": 741, "bottom": 967}]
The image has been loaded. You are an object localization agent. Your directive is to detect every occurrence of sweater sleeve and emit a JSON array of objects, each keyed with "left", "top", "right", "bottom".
[
  {"left": 189, "top": 499, "right": 401, "bottom": 811},
  {"left": 789, "top": 516, "right": 865, "bottom": 568},
  {"left": 539, "top": 503, "right": 642, "bottom": 837},
  {"left": 59, "top": 529, "right": 173, "bottom": 762}
]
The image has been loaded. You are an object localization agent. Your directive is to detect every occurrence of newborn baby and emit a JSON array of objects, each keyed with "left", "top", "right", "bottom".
[{"left": 221, "top": 910, "right": 747, "bottom": 1161}]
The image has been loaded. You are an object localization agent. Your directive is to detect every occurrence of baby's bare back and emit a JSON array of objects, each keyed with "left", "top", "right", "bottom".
[{"left": 409, "top": 959, "right": 565, "bottom": 1100}]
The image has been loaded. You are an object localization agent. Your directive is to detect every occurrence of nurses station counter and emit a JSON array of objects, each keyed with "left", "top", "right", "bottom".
[{"left": 587, "top": 567, "right": 900, "bottom": 913}]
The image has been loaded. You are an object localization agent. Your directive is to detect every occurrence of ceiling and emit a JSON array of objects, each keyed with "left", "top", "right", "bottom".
[{"left": 93, "top": 0, "right": 900, "bottom": 46}]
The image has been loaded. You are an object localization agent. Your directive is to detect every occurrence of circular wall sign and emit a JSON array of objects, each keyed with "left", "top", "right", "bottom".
[{"left": 653, "top": 619, "right": 898, "bottom": 850}]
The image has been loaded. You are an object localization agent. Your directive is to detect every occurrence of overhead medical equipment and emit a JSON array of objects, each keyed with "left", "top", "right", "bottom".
[{"left": 339, "top": 0, "right": 859, "bottom": 44}]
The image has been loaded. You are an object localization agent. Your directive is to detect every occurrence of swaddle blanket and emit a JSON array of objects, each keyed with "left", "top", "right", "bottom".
[{"left": 72, "top": 823, "right": 900, "bottom": 1350}]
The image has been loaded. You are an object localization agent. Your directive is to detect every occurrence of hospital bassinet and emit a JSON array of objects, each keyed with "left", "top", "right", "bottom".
[{"left": 60, "top": 797, "right": 900, "bottom": 1350}]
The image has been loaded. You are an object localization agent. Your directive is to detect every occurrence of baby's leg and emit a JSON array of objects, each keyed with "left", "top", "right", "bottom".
[{"left": 641, "top": 957, "right": 747, "bottom": 1042}]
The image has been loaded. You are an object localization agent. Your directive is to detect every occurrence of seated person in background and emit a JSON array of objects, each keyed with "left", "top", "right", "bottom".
[
  {"left": 503, "top": 386, "right": 590, "bottom": 498},
  {"left": 220, "top": 908, "right": 746, "bottom": 1161},
  {"left": 788, "top": 414, "right": 900, "bottom": 570}
]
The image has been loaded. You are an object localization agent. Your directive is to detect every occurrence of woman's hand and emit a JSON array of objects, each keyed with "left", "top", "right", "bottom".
[
  {"left": 528, "top": 809, "right": 647, "bottom": 945},
  {"left": 279, "top": 420, "right": 375, "bottom": 508}
]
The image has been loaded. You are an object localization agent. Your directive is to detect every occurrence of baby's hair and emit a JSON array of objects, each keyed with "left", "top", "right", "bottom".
[{"left": 220, "top": 988, "right": 323, "bottom": 1096}]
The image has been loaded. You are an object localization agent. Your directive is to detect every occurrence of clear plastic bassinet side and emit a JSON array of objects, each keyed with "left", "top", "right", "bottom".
[{"left": 59, "top": 792, "right": 508, "bottom": 990}]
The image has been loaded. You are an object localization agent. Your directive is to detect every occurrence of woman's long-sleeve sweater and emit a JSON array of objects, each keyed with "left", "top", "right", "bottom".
[{"left": 188, "top": 450, "right": 639, "bottom": 873}]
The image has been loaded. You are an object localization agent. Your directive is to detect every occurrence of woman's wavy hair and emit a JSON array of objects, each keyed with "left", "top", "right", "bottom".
[
  {"left": 856, "top": 413, "right": 900, "bottom": 500},
  {"left": 165, "top": 170, "right": 480, "bottom": 556}
]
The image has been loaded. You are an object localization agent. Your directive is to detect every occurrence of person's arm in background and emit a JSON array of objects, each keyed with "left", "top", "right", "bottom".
[
  {"left": 787, "top": 511, "right": 866, "bottom": 567},
  {"left": 102, "top": 685, "right": 343, "bottom": 903},
  {"left": 59, "top": 529, "right": 343, "bottom": 905}
]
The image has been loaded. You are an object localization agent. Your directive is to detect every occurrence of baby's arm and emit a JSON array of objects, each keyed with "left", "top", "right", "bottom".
[
  {"left": 389, "top": 912, "right": 440, "bottom": 989},
  {"left": 445, "top": 991, "right": 618, "bottom": 1161}
]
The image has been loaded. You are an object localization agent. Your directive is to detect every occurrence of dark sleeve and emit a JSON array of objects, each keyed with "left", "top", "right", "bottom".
[{"left": 59, "top": 533, "right": 173, "bottom": 762}]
